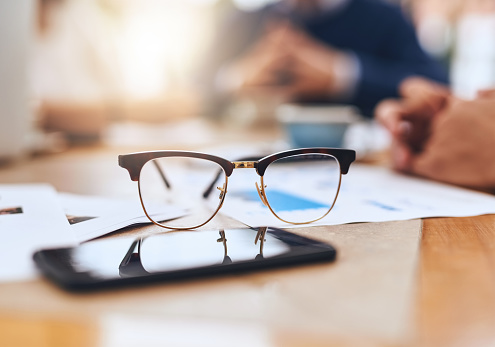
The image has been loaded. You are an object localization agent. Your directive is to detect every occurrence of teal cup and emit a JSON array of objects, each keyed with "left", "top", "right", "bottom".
[{"left": 277, "top": 104, "right": 361, "bottom": 148}]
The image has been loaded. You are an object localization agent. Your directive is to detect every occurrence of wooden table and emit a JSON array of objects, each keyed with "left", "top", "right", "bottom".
[{"left": 1, "top": 124, "right": 495, "bottom": 347}]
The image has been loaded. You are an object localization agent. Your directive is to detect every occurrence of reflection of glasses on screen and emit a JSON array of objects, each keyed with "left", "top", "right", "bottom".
[
  {"left": 118, "top": 227, "right": 270, "bottom": 278},
  {"left": 119, "top": 148, "right": 355, "bottom": 230}
]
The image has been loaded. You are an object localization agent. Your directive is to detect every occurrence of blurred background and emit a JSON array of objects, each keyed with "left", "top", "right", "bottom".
[{"left": 2, "top": 0, "right": 495, "bottom": 155}]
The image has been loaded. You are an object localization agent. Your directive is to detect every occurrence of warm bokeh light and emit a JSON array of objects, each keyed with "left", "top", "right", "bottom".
[{"left": 113, "top": 1, "right": 215, "bottom": 98}]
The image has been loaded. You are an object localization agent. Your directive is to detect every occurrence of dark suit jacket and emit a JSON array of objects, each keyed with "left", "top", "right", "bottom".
[{"left": 202, "top": 0, "right": 449, "bottom": 117}]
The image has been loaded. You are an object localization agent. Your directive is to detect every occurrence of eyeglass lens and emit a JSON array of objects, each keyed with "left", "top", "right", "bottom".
[
  {"left": 263, "top": 153, "right": 341, "bottom": 224},
  {"left": 138, "top": 156, "right": 227, "bottom": 229}
]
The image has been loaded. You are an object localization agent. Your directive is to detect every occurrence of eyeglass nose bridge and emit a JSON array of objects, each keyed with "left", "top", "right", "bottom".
[
  {"left": 231, "top": 161, "right": 268, "bottom": 207},
  {"left": 232, "top": 161, "right": 268, "bottom": 207},
  {"left": 233, "top": 161, "right": 256, "bottom": 169}
]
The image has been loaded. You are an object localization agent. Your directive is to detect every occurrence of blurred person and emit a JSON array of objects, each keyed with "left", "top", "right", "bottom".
[
  {"left": 407, "top": 0, "right": 495, "bottom": 99},
  {"left": 32, "top": 0, "right": 198, "bottom": 142},
  {"left": 376, "top": 76, "right": 495, "bottom": 190},
  {"left": 408, "top": 0, "right": 459, "bottom": 60},
  {"left": 449, "top": 0, "right": 495, "bottom": 99},
  {"left": 32, "top": 0, "right": 121, "bottom": 141},
  {"left": 201, "top": 0, "right": 449, "bottom": 120}
]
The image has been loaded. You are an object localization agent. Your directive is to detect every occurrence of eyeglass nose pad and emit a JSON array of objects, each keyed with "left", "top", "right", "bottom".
[
  {"left": 255, "top": 181, "right": 268, "bottom": 207},
  {"left": 217, "top": 183, "right": 226, "bottom": 200}
]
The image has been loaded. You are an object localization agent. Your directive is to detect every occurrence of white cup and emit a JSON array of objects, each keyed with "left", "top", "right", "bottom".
[{"left": 0, "top": 0, "right": 34, "bottom": 161}]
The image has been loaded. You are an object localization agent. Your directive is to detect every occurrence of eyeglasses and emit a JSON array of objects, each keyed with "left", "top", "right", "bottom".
[{"left": 119, "top": 148, "right": 355, "bottom": 230}]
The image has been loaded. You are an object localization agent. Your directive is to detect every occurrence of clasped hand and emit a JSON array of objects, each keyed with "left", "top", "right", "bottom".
[
  {"left": 376, "top": 77, "right": 495, "bottom": 189},
  {"left": 228, "top": 22, "right": 347, "bottom": 101}
]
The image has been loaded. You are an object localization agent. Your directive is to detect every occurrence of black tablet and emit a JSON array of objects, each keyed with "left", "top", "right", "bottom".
[{"left": 33, "top": 227, "right": 336, "bottom": 291}]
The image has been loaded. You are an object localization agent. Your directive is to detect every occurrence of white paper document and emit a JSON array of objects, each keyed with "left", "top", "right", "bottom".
[
  {"left": 59, "top": 193, "right": 185, "bottom": 242},
  {"left": 0, "top": 187, "right": 185, "bottom": 282},
  {"left": 219, "top": 164, "right": 495, "bottom": 228},
  {"left": 0, "top": 184, "right": 76, "bottom": 282}
]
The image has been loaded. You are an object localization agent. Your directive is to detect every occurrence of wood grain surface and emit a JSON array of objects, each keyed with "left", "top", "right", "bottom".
[{"left": 417, "top": 215, "right": 495, "bottom": 347}]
